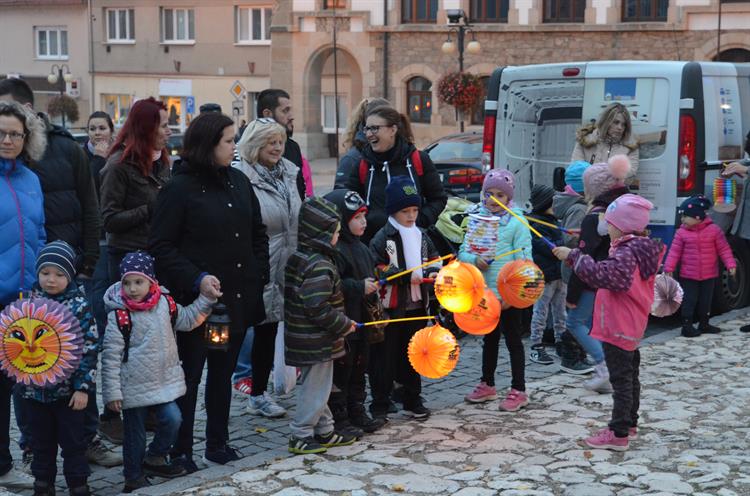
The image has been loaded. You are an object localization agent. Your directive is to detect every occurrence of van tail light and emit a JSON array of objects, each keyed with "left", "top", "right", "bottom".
[
  {"left": 678, "top": 114, "right": 696, "bottom": 193},
  {"left": 481, "top": 115, "right": 496, "bottom": 172},
  {"left": 448, "top": 168, "right": 485, "bottom": 185}
]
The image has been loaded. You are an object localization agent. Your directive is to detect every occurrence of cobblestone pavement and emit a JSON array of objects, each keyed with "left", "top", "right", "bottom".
[{"left": 4, "top": 308, "right": 749, "bottom": 496}]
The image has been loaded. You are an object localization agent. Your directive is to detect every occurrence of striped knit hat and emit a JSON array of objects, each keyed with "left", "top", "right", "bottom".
[{"left": 36, "top": 240, "right": 77, "bottom": 282}]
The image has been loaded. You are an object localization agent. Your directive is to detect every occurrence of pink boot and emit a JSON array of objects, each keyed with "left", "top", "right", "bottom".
[
  {"left": 628, "top": 427, "right": 638, "bottom": 439},
  {"left": 464, "top": 382, "right": 497, "bottom": 403},
  {"left": 499, "top": 389, "right": 529, "bottom": 412},
  {"left": 584, "top": 428, "right": 629, "bottom": 451}
]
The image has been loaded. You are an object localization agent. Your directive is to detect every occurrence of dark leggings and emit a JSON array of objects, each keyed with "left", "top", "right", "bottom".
[
  {"left": 250, "top": 322, "right": 278, "bottom": 397},
  {"left": 680, "top": 278, "right": 715, "bottom": 322},
  {"left": 481, "top": 306, "right": 525, "bottom": 391},
  {"left": 603, "top": 342, "right": 640, "bottom": 438}
]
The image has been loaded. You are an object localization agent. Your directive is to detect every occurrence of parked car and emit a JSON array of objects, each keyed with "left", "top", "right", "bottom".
[
  {"left": 424, "top": 132, "right": 484, "bottom": 202},
  {"left": 72, "top": 132, "right": 89, "bottom": 146},
  {"left": 166, "top": 133, "right": 183, "bottom": 166}
]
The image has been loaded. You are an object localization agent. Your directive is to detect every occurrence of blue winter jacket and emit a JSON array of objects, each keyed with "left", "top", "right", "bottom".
[
  {"left": 458, "top": 203, "right": 532, "bottom": 300},
  {"left": 0, "top": 158, "right": 46, "bottom": 306}
]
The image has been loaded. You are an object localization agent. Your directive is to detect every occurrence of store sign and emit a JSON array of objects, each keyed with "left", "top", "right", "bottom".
[{"left": 159, "top": 79, "right": 192, "bottom": 97}]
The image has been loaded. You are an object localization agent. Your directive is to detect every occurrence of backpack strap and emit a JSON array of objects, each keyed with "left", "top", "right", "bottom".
[
  {"left": 410, "top": 149, "right": 423, "bottom": 176},
  {"left": 114, "top": 308, "right": 132, "bottom": 363},
  {"left": 358, "top": 159, "right": 369, "bottom": 185},
  {"left": 164, "top": 294, "right": 178, "bottom": 329}
]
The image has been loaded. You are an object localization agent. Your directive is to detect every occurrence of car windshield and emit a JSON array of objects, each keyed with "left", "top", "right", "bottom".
[{"left": 427, "top": 140, "right": 482, "bottom": 162}]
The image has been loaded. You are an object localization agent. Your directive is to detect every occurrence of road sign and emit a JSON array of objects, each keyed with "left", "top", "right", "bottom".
[
  {"left": 186, "top": 96, "right": 195, "bottom": 114},
  {"left": 232, "top": 99, "right": 244, "bottom": 115},
  {"left": 229, "top": 80, "right": 246, "bottom": 100}
]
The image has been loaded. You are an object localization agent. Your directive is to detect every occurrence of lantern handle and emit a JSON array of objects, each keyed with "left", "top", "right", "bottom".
[
  {"left": 485, "top": 247, "right": 522, "bottom": 266},
  {"left": 376, "top": 253, "right": 455, "bottom": 287},
  {"left": 489, "top": 195, "right": 556, "bottom": 250},
  {"left": 355, "top": 315, "right": 434, "bottom": 329}
]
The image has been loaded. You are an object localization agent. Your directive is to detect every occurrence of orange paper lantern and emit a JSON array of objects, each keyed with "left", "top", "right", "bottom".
[
  {"left": 454, "top": 289, "right": 501, "bottom": 335},
  {"left": 408, "top": 324, "right": 460, "bottom": 379},
  {"left": 434, "top": 260, "right": 485, "bottom": 313},
  {"left": 496, "top": 259, "right": 545, "bottom": 309}
]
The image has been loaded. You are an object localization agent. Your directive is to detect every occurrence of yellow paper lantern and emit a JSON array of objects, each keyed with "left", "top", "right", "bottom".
[
  {"left": 408, "top": 324, "right": 460, "bottom": 379},
  {"left": 454, "top": 288, "right": 501, "bottom": 335},
  {"left": 434, "top": 260, "right": 485, "bottom": 313},
  {"left": 496, "top": 259, "right": 545, "bottom": 309}
]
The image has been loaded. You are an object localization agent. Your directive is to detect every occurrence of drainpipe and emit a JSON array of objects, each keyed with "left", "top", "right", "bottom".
[
  {"left": 383, "top": 0, "right": 389, "bottom": 99},
  {"left": 88, "top": 0, "right": 95, "bottom": 110}
]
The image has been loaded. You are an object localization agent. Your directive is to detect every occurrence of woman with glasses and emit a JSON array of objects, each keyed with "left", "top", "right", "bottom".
[
  {"left": 342, "top": 105, "right": 447, "bottom": 243},
  {"left": 335, "top": 98, "right": 390, "bottom": 190},
  {"left": 233, "top": 119, "right": 303, "bottom": 418},
  {"left": 149, "top": 112, "right": 269, "bottom": 470},
  {"left": 0, "top": 100, "right": 45, "bottom": 490}
]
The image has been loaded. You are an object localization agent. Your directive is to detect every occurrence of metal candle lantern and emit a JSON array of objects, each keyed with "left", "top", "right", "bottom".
[{"left": 204, "top": 303, "right": 230, "bottom": 351}]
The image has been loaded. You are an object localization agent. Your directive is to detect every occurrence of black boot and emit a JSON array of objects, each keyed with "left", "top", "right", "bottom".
[
  {"left": 329, "top": 399, "right": 363, "bottom": 439},
  {"left": 681, "top": 317, "right": 701, "bottom": 338},
  {"left": 698, "top": 315, "right": 721, "bottom": 334},
  {"left": 68, "top": 485, "right": 91, "bottom": 496},
  {"left": 33, "top": 481, "right": 56, "bottom": 496},
  {"left": 349, "top": 405, "right": 386, "bottom": 433},
  {"left": 741, "top": 324, "right": 750, "bottom": 333}
]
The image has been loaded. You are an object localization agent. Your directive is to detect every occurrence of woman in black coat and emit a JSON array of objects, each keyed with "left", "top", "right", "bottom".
[
  {"left": 343, "top": 105, "right": 447, "bottom": 244},
  {"left": 149, "top": 113, "right": 269, "bottom": 471}
]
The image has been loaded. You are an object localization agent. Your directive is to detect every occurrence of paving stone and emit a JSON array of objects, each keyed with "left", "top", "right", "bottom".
[{"left": 295, "top": 473, "right": 365, "bottom": 491}]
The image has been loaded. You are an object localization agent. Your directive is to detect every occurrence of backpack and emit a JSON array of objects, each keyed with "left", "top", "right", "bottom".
[
  {"left": 114, "top": 295, "right": 178, "bottom": 363},
  {"left": 358, "top": 149, "right": 424, "bottom": 185}
]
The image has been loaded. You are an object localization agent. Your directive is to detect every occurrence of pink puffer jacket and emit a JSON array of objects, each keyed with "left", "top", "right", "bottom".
[{"left": 663, "top": 217, "right": 736, "bottom": 281}]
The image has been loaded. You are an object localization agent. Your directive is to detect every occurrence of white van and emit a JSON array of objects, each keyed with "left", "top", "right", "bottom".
[{"left": 481, "top": 61, "right": 750, "bottom": 312}]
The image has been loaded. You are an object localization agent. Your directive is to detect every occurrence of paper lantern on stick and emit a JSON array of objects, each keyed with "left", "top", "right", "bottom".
[
  {"left": 454, "top": 288, "right": 501, "bottom": 335},
  {"left": 496, "top": 259, "right": 545, "bottom": 309},
  {"left": 434, "top": 260, "right": 485, "bottom": 313},
  {"left": 0, "top": 298, "right": 83, "bottom": 387},
  {"left": 408, "top": 324, "right": 460, "bottom": 379},
  {"left": 651, "top": 273, "right": 684, "bottom": 317}
]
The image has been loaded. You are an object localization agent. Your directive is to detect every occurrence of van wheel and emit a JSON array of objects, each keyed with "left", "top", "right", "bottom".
[{"left": 712, "top": 237, "right": 749, "bottom": 314}]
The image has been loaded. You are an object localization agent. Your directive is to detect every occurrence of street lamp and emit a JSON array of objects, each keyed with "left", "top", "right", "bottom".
[
  {"left": 441, "top": 9, "right": 481, "bottom": 132},
  {"left": 47, "top": 64, "right": 73, "bottom": 128}
]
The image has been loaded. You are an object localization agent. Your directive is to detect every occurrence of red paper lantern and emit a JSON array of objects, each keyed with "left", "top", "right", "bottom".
[
  {"left": 454, "top": 289, "right": 501, "bottom": 335},
  {"left": 408, "top": 324, "right": 460, "bottom": 379},
  {"left": 496, "top": 259, "right": 545, "bottom": 309},
  {"left": 434, "top": 260, "right": 485, "bottom": 313}
]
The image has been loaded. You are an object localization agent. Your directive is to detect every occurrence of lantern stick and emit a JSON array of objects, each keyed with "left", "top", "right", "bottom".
[
  {"left": 489, "top": 195, "right": 556, "bottom": 250},
  {"left": 377, "top": 253, "right": 455, "bottom": 286},
  {"left": 486, "top": 247, "right": 522, "bottom": 266},
  {"left": 356, "top": 315, "right": 434, "bottom": 328},
  {"left": 525, "top": 216, "right": 580, "bottom": 235}
]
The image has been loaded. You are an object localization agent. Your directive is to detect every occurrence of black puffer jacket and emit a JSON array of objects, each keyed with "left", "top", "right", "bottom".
[
  {"left": 31, "top": 117, "right": 100, "bottom": 273},
  {"left": 344, "top": 137, "right": 447, "bottom": 243},
  {"left": 527, "top": 212, "right": 563, "bottom": 282}
]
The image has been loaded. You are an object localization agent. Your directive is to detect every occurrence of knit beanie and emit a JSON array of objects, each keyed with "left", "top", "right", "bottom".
[
  {"left": 385, "top": 176, "right": 422, "bottom": 215},
  {"left": 119, "top": 251, "right": 157, "bottom": 283},
  {"left": 530, "top": 184, "right": 555, "bottom": 213},
  {"left": 565, "top": 160, "right": 591, "bottom": 194},
  {"left": 323, "top": 189, "right": 367, "bottom": 225},
  {"left": 36, "top": 240, "right": 77, "bottom": 282},
  {"left": 583, "top": 155, "right": 631, "bottom": 200},
  {"left": 482, "top": 169, "right": 515, "bottom": 201},
  {"left": 679, "top": 195, "right": 712, "bottom": 220},
  {"left": 604, "top": 194, "right": 653, "bottom": 234}
]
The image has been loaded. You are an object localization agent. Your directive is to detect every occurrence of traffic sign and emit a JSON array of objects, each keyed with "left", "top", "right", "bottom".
[
  {"left": 229, "top": 80, "right": 246, "bottom": 100},
  {"left": 186, "top": 96, "right": 195, "bottom": 114}
]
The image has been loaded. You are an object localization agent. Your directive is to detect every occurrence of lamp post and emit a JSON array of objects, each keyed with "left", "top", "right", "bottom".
[
  {"left": 47, "top": 64, "right": 73, "bottom": 128},
  {"left": 441, "top": 9, "right": 480, "bottom": 132}
]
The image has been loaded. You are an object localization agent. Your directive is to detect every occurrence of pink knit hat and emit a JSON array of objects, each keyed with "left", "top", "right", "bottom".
[
  {"left": 604, "top": 194, "right": 653, "bottom": 234},
  {"left": 482, "top": 169, "right": 515, "bottom": 201},
  {"left": 583, "top": 155, "right": 631, "bottom": 200}
]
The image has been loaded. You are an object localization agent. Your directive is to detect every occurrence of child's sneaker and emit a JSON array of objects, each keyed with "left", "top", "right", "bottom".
[
  {"left": 233, "top": 377, "right": 253, "bottom": 395},
  {"left": 123, "top": 476, "right": 150, "bottom": 494},
  {"left": 628, "top": 427, "right": 638, "bottom": 439},
  {"left": 203, "top": 445, "right": 241, "bottom": 465},
  {"left": 403, "top": 401, "right": 431, "bottom": 420},
  {"left": 143, "top": 454, "right": 186, "bottom": 478},
  {"left": 247, "top": 392, "right": 286, "bottom": 418},
  {"left": 584, "top": 428, "right": 629, "bottom": 451},
  {"left": 288, "top": 436, "right": 326, "bottom": 455},
  {"left": 499, "top": 388, "right": 529, "bottom": 412},
  {"left": 314, "top": 431, "right": 357, "bottom": 448},
  {"left": 559, "top": 359, "right": 594, "bottom": 375},
  {"left": 529, "top": 344, "right": 554, "bottom": 365},
  {"left": 464, "top": 381, "right": 498, "bottom": 403}
]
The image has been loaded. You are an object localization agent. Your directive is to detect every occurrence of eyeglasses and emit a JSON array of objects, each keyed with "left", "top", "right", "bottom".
[
  {"left": 344, "top": 190, "right": 365, "bottom": 211},
  {"left": 0, "top": 130, "right": 25, "bottom": 143},
  {"left": 363, "top": 124, "right": 392, "bottom": 135},
  {"left": 255, "top": 117, "right": 277, "bottom": 125}
]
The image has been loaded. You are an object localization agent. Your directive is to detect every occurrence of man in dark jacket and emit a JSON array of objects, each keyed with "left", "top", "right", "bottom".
[{"left": 0, "top": 79, "right": 100, "bottom": 277}]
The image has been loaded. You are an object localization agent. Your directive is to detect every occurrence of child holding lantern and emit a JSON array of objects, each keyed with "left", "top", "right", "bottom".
[
  {"left": 369, "top": 176, "right": 440, "bottom": 420},
  {"left": 459, "top": 170, "right": 532, "bottom": 411}
]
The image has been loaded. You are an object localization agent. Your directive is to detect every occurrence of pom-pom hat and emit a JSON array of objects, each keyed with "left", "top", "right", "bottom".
[{"left": 583, "top": 155, "right": 631, "bottom": 201}]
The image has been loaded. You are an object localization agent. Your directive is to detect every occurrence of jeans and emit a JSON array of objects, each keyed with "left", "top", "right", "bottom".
[
  {"left": 0, "top": 376, "right": 13, "bottom": 476},
  {"left": 122, "top": 402, "right": 181, "bottom": 481},
  {"left": 107, "top": 246, "right": 130, "bottom": 284},
  {"left": 232, "top": 328, "right": 254, "bottom": 383},
  {"left": 603, "top": 342, "right": 641, "bottom": 438},
  {"left": 481, "top": 306, "right": 525, "bottom": 391},
  {"left": 565, "top": 290, "right": 604, "bottom": 364},
  {"left": 173, "top": 325, "right": 245, "bottom": 456},
  {"left": 82, "top": 244, "right": 109, "bottom": 338},
  {"left": 24, "top": 398, "right": 89, "bottom": 488},
  {"left": 290, "top": 361, "right": 334, "bottom": 440},
  {"left": 680, "top": 278, "right": 716, "bottom": 322},
  {"left": 251, "top": 322, "right": 278, "bottom": 397},
  {"left": 530, "top": 279, "right": 567, "bottom": 345},
  {"left": 13, "top": 387, "right": 30, "bottom": 451}
]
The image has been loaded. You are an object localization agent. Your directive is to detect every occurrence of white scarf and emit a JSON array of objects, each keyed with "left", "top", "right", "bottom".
[{"left": 388, "top": 216, "right": 423, "bottom": 302}]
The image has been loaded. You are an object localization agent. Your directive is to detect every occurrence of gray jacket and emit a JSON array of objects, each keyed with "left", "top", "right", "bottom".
[
  {"left": 732, "top": 174, "right": 750, "bottom": 240},
  {"left": 233, "top": 158, "right": 301, "bottom": 323},
  {"left": 101, "top": 282, "right": 214, "bottom": 409},
  {"left": 552, "top": 191, "right": 588, "bottom": 283}
]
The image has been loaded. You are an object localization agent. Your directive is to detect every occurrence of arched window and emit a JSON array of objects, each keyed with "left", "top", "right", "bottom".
[
  {"left": 471, "top": 76, "right": 490, "bottom": 125},
  {"left": 407, "top": 77, "right": 432, "bottom": 124}
]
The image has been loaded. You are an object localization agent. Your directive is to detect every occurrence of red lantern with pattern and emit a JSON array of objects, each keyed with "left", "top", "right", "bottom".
[
  {"left": 434, "top": 260, "right": 485, "bottom": 313},
  {"left": 454, "top": 288, "right": 501, "bottom": 335},
  {"left": 496, "top": 259, "right": 545, "bottom": 309}
]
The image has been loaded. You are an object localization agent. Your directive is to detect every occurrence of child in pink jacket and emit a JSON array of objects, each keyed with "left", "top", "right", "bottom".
[
  {"left": 663, "top": 196, "right": 736, "bottom": 337},
  {"left": 554, "top": 194, "right": 664, "bottom": 451}
]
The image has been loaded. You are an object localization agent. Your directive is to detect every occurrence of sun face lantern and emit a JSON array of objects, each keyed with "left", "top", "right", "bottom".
[
  {"left": 0, "top": 298, "right": 83, "bottom": 387},
  {"left": 407, "top": 324, "right": 460, "bottom": 379},
  {"left": 434, "top": 260, "right": 485, "bottom": 313},
  {"left": 496, "top": 259, "right": 545, "bottom": 309},
  {"left": 204, "top": 303, "right": 230, "bottom": 351},
  {"left": 454, "top": 288, "right": 501, "bottom": 336}
]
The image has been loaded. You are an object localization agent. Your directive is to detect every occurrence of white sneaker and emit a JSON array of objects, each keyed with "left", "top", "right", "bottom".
[
  {"left": 584, "top": 362, "right": 613, "bottom": 394},
  {"left": 0, "top": 466, "right": 34, "bottom": 489},
  {"left": 247, "top": 392, "right": 286, "bottom": 418}
]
